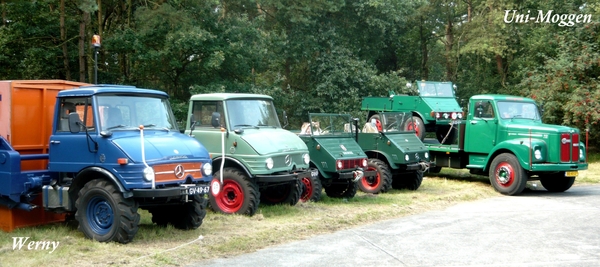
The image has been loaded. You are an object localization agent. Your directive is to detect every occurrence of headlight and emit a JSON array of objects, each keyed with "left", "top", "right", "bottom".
[
  {"left": 202, "top": 162, "right": 213, "bottom": 176},
  {"left": 443, "top": 113, "right": 449, "bottom": 119},
  {"left": 143, "top": 166, "right": 155, "bottom": 182},
  {"left": 580, "top": 148, "right": 584, "bottom": 160},
  {"left": 404, "top": 155, "right": 410, "bottom": 161},
  {"left": 457, "top": 113, "right": 463, "bottom": 119},
  {"left": 303, "top": 153, "right": 310, "bottom": 165},
  {"left": 534, "top": 149, "right": 542, "bottom": 160},
  {"left": 451, "top": 112, "right": 457, "bottom": 120},
  {"left": 266, "top": 158, "right": 274, "bottom": 169},
  {"left": 362, "top": 158, "right": 368, "bottom": 168},
  {"left": 424, "top": 152, "right": 429, "bottom": 159},
  {"left": 336, "top": 160, "right": 343, "bottom": 170}
]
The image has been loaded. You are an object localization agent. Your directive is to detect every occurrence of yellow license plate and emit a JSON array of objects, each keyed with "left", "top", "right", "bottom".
[{"left": 565, "top": 171, "right": 578, "bottom": 177}]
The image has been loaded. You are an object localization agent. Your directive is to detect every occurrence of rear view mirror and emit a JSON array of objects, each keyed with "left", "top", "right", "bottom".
[
  {"left": 211, "top": 112, "right": 221, "bottom": 128},
  {"left": 68, "top": 112, "right": 82, "bottom": 133}
]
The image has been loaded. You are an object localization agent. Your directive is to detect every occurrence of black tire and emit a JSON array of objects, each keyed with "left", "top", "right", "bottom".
[
  {"left": 392, "top": 171, "right": 424, "bottom": 190},
  {"left": 75, "top": 179, "right": 140, "bottom": 243},
  {"left": 324, "top": 179, "right": 358, "bottom": 198},
  {"left": 428, "top": 166, "right": 442, "bottom": 173},
  {"left": 300, "top": 168, "right": 323, "bottom": 202},
  {"left": 210, "top": 167, "right": 260, "bottom": 216},
  {"left": 260, "top": 180, "right": 302, "bottom": 206},
  {"left": 436, "top": 125, "right": 456, "bottom": 144},
  {"left": 170, "top": 194, "right": 207, "bottom": 230},
  {"left": 405, "top": 116, "right": 425, "bottom": 141},
  {"left": 489, "top": 153, "right": 528, "bottom": 195},
  {"left": 358, "top": 159, "right": 392, "bottom": 194},
  {"left": 539, "top": 172, "right": 576, "bottom": 192}
]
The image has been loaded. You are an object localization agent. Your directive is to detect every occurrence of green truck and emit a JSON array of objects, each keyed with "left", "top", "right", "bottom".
[
  {"left": 362, "top": 81, "right": 463, "bottom": 144},
  {"left": 356, "top": 111, "right": 431, "bottom": 192},
  {"left": 297, "top": 113, "right": 377, "bottom": 201},
  {"left": 426, "top": 94, "right": 588, "bottom": 195},
  {"left": 185, "top": 93, "right": 311, "bottom": 216}
]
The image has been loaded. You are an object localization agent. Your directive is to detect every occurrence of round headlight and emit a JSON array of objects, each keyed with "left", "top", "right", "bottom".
[
  {"left": 336, "top": 160, "right": 343, "bottom": 169},
  {"left": 266, "top": 158, "right": 274, "bottom": 169},
  {"left": 534, "top": 149, "right": 542, "bottom": 160},
  {"left": 580, "top": 148, "right": 584, "bottom": 160},
  {"left": 202, "top": 162, "right": 213, "bottom": 176},
  {"left": 443, "top": 113, "right": 449, "bottom": 119},
  {"left": 451, "top": 112, "right": 457, "bottom": 120},
  {"left": 404, "top": 155, "right": 410, "bottom": 161},
  {"left": 424, "top": 152, "right": 429, "bottom": 159},
  {"left": 362, "top": 158, "right": 368, "bottom": 168},
  {"left": 303, "top": 153, "right": 310, "bottom": 165},
  {"left": 143, "top": 166, "right": 155, "bottom": 182},
  {"left": 457, "top": 113, "right": 463, "bottom": 119}
]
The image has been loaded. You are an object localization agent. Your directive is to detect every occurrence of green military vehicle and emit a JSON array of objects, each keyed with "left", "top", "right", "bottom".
[
  {"left": 297, "top": 113, "right": 378, "bottom": 201},
  {"left": 185, "top": 93, "right": 311, "bottom": 216},
  {"left": 356, "top": 111, "right": 431, "bottom": 192},
  {"left": 362, "top": 81, "right": 463, "bottom": 144},
  {"left": 426, "top": 94, "right": 588, "bottom": 195}
]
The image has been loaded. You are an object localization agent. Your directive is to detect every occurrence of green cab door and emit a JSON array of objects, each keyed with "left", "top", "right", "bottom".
[{"left": 464, "top": 100, "right": 498, "bottom": 153}]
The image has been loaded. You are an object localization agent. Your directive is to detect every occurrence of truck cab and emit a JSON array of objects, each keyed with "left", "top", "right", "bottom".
[
  {"left": 427, "top": 94, "right": 588, "bottom": 195},
  {"left": 186, "top": 93, "right": 311, "bottom": 216}
]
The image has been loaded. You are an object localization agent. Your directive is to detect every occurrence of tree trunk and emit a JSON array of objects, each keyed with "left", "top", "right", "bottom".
[
  {"left": 420, "top": 16, "right": 429, "bottom": 80},
  {"left": 60, "top": 0, "right": 71, "bottom": 80},
  {"left": 496, "top": 54, "right": 505, "bottom": 86},
  {"left": 79, "top": 10, "right": 87, "bottom": 82},
  {"left": 444, "top": 19, "right": 454, "bottom": 81},
  {"left": 2, "top": 0, "right": 6, "bottom": 27}
]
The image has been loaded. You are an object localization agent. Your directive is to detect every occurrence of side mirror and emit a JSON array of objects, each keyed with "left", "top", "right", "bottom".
[
  {"left": 189, "top": 116, "right": 197, "bottom": 134},
  {"left": 282, "top": 110, "right": 289, "bottom": 129},
  {"left": 211, "top": 112, "right": 221, "bottom": 128},
  {"left": 68, "top": 112, "right": 82, "bottom": 133}
]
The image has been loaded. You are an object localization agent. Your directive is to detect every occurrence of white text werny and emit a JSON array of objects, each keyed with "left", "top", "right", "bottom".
[
  {"left": 504, "top": 10, "right": 592, "bottom": 27},
  {"left": 12, "top": 237, "right": 60, "bottom": 254}
]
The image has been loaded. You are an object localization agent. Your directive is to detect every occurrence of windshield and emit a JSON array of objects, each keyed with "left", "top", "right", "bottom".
[
  {"left": 97, "top": 95, "right": 177, "bottom": 131},
  {"left": 226, "top": 99, "right": 281, "bottom": 128},
  {"left": 418, "top": 82, "right": 454, "bottom": 97},
  {"left": 301, "top": 114, "right": 354, "bottom": 136},
  {"left": 497, "top": 101, "right": 541, "bottom": 120},
  {"left": 380, "top": 112, "right": 414, "bottom": 133}
]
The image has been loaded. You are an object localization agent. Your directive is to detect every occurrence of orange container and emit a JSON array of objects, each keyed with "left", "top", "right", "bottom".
[{"left": 0, "top": 80, "right": 89, "bottom": 232}]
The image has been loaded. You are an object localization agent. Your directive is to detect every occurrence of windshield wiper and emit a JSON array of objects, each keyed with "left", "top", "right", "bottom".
[
  {"left": 233, "top": 124, "right": 259, "bottom": 129},
  {"left": 143, "top": 124, "right": 170, "bottom": 131},
  {"left": 106, "top": 124, "right": 128, "bottom": 130}
]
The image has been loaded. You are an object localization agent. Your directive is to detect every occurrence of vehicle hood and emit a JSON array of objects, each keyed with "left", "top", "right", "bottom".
[
  {"left": 111, "top": 131, "right": 209, "bottom": 163},
  {"left": 240, "top": 128, "right": 308, "bottom": 155},
  {"left": 386, "top": 132, "right": 429, "bottom": 153},
  {"left": 505, "top": 121, "right": 579, "bottom": 134},
  {"left": 314, "top": 137, "right": 365, "bottom": 158},
  {"left": 421, "top": 97, "right": 462, "bottom": 112}
]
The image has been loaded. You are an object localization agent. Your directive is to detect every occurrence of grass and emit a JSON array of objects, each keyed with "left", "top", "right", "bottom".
[{"left": 1, "top": 157, "right": 598, "bottom": 267}]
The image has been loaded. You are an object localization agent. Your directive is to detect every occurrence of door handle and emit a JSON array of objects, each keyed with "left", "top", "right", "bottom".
[
  {"left": 470, "top": 121, "right": 478, "bottom": 125},
  {"left": 50, "top": 140, "right": 60, "bottom": 144}
]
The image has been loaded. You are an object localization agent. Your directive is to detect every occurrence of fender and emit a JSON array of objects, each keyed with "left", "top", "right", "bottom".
[
  {"left": 363, "top": 149, "right": 398, "bottom": 170},
  {"left": 211, "top": 156, "right": 253, "bottom": 179},
  {"left": 309, "top": 160, "right": 331, "bottom": 179},
  {"left": 486, "top": 138, "right": 547, "bottom": 171},
  {"left": 75, "top": 166, "right": 131, "bottom": 196}
]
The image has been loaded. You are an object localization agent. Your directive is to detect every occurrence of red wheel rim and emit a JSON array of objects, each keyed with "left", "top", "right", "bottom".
[
  {"left": 406, "top": 121, "right": 420, "bottom": 138},
  {"left": 361, "top": 166, "right": 381, "bottom": 190},
  {"left": 494, "top": 162, "right": 515, "bottom": 188},
  {"left": 300, "top": 176, "right": 313, "bottom": 202},
  {"left": 375, "top": 119, "right": 383, "bottom": 131},
  {"left": 214, "top": 179, "right": 244, "bottom": 213}
]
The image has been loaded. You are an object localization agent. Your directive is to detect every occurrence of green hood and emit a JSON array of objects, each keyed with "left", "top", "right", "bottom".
[
  {"left": 386, "top": 132, "right": 429, "bottom": 153},
  {"left": 315, "top": 137, "right": 365, "bottom": 159},
  {"left": 422, "top": 97, "right": 462, "bottom": 112},
  {"left": 240, "top": 128, "right": 308, "bottom": 155},
  {"left": 505, "top": 121, "right": 579, "bottom": 134}
]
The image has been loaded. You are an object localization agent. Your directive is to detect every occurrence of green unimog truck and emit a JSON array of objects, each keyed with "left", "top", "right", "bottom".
[
  {"left": 425, "top": 94, "right": 588, "bottom": 195},
  {"left": 356, "top": 111, "right": 431, "bottom": 192},
  {"left": 362, "top": 81, "right": 463, "bottom": 144},
  {"left": 185, "top": 93, "right": 311, "bottom": 216},
  {"left": 297, "top": 113, "right": 379, "bottom": 201}
]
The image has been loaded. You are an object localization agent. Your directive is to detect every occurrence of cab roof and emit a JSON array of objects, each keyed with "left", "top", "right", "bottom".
[
  {"left": 470, "top": 94, "right": 536, "bottom": 103},
  {"left": 57, "top": 84, "right": 168, "bottom": 98},
  {"left": 190, "top": 93, "right": 273, "bottom": 101}
]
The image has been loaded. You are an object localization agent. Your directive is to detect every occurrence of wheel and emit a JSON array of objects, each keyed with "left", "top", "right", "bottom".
[
  {"left": 539, "top": 172, "right": 576, "bottom": 192},
  {"left": 210, "top": 167, "right": 260, "bottom": 216},
  {"left": 324, "top": 179, "right": 357, "bottom": 198},
  {"left": 405, "top": 116, "right": 425, "bottom": 140},
  {"left": 436, "top": 125, "right": 456, "bottom": 144},
  {"left": 75, "top": 179, "right": 140, "bottom": 243},
  {"left": 368, "top": 114, "right": 383, "bottom": 132},
  {"left": 358, "top": 159, "right": 392, "bottom": 194},
  {"left": 300, "top": 168, "right": 323, "bottom": 202},
  {"left": 392, "top": 171, "right": 424, "bottom": 190},
  {"left": 170, "top": 194, "right": 207, "bottom": 230},
  {"left": 489, "top": 153, "right": 528, "bottom": 195},
  {"left": 260, "top": 180, "right": 302, "bottom": 206}
]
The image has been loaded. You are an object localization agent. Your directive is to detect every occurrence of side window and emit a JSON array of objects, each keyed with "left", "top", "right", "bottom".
[
  {"left": 57, "top": 97, "right": 95, "bottom": 132},
  {"left": 474, "top": 101, "right": 495, "bottom": 119},
  {"left": 191, "top": 101, "right": 225, "bottom": 128}
]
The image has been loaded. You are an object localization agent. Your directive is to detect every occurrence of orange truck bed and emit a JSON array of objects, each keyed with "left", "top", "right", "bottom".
[{"left": 0, "top": 80, "right": 89, "bottom": 232}]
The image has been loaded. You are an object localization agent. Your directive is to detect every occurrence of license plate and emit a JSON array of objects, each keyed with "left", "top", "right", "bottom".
[
  {"left": 565, "top": 171, "right": 578, "bottom": 177},
  {"left": 186, "top": 185, "right": 210, "bottom": 195}
]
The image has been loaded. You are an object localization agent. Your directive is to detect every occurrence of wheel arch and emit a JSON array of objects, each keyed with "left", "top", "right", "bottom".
[
  {"left": 69, "top": 166, "right": 128, "bottom": 211},
  {"left": 211, "top": 156, "right": 253, "bottom": 178},
  {"left": 364, "top": 150, "right": 396, "bottom": 170}
]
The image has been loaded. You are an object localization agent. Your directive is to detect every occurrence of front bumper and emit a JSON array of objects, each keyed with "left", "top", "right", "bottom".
[
  {"left": 530, "top": 162, "right": 588, "bottom": 172},
  {"left": 255, "top": 170, "right": 311, "bottom": 183},
  {"left": 339, "top": 170, "right": 377, "bottom": 179}
]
